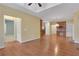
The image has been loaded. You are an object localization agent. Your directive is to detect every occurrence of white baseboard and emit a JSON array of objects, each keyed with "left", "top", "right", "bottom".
[
  {"left": 0, "top": 45, "right": 5, "bottom": 49},
  {"left": 22, "top": 39, "right": 38, "bottom": 43},
  {"left": 16, "top": 40, "right": 22, "bottom": 43},
  {"left": 74, "top": 40, "right": 79, "bottom": 43},
  {"left": 18, "top": 37, "right": 39, "bottom": 43}
]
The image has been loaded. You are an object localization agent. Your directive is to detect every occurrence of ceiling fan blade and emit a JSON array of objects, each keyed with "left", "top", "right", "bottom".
[
  {"left": 38, "top": 3, "right": 42, "bottom": 7},
  {"left": 28, "top": 3, "right": 32, "bottom": 6}
]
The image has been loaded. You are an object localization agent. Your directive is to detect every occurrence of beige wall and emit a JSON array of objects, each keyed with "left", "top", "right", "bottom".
[{"left": 0, "top": 5, "right": 40, "bottom": 44}]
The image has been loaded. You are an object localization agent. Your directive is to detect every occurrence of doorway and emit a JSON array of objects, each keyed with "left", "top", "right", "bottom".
[
  {"left": 57, "top": 21, "right": 66, "bottom": 37},
  {"left": 4, "top": 15, "right": 21, "bottom": 43},
  {"left": 4, "top": 19, "right": 15, "bottom": 42},
  {"left": 40, "top": 20, "right": 45, "bottom": 37},
  {"left": 51, "top": 24, "right": 59, "bottom": 35}
]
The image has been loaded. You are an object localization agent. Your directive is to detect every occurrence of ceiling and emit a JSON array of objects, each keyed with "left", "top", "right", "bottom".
[
  {"left": 17, "top": 3, "right": 61, "bottom": 13},
  {"left": 39, "top": 3, "right": 79, "bottom": 21},
  {"left": 1, "top": 3, "right": 79, "bottom": 22}
]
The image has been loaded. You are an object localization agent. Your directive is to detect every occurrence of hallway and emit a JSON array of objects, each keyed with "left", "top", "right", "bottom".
[{"left": 0, "top": 35, "right": 79, "bottom": 56}]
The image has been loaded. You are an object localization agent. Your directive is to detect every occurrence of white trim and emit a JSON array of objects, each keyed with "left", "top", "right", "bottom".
[
  {"left": 15, "top": 18, "right": 22, "bottom": 43},
  {"left": 21, "top": 39, "right": 38, "bottom": 43},
  {"left": 72, "top": 23, "right": 75, "bottom": 41}
]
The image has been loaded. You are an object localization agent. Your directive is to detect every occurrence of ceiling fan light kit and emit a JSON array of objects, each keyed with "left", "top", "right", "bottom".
[{"left": 28, "top": 3, "right": 42, "bottom": 7}]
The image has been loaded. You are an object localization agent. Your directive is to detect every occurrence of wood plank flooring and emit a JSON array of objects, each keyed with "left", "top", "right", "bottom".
[{"left": 0, "top": 35, "right": 79, "bottom": 56}]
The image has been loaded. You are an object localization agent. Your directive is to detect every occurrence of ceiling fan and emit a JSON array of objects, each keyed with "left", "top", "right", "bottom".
[{"left": 28, "top": 3, "right": 42, "bottom": 7}]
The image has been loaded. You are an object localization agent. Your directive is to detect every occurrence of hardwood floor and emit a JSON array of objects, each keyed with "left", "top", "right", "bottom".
[{"left": 0, "top": 35, "right": 79, "bottom": 56}]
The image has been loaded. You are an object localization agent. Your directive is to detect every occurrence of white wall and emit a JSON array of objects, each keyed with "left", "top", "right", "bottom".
[
  {"left": 66, "top": 22, "right": 73, "bottom": 38},
  {"left": 51, "top": 24, "right": 57, "bottom": 35},
  {"left": 45, "top": 21, "right": 51, "bottom": 35}
]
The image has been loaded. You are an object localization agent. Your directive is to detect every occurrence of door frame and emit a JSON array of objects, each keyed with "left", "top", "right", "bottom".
[
  {"left": 40, "top": 20, "right": 45, "bottom": 37},
  {"left": 4, "top": 15, "right": 15, "bottom": 42},
  {"left": 4, "top": 15, "right": 21, "bottom": 43}
]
